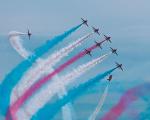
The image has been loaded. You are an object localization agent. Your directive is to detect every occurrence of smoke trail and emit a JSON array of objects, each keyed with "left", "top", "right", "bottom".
[
  {"left": 7, "top": 40, "right": 107, "bottom": 120},
  {"left": 8, "top": 31, "right": 31, "bottom": 103},
  {"left": 11, "top": 32, "right": 93, "bottom": 120},
  {"left": 33, "top": 24, "right": 81, "bottom": 62},
  {"left": 8, "top": 31, "right": 90, "bottom": 120},
  {"left": 30, "top": 68, "right": 116, "bottom": 120},
  {"left": 0, "top": 24, "right": 81, "bottom": 116},
  {"left": 89, "top": 84, "right": 109, "bottom": 120},
  {"left": 16, "top": 32, "right": 92, "bottom": 120},
  {"left": 61, "top": 103, "right": 74, "bottom": 120},
  {"left": 7, "top": 40, "right": 104, "bottom": 120},
  {"left": 11, "top": 32, "right": 94, "bottom": 103},
  {"left": 12, "top": 33, "right": 93, "bottom": 119},
  {"left": 101, "top": 83, "right": 150, "bottom": 120},
  {"left": 60, "top": 52, "right": 111, "bottom": 86},
  {"left": 8, "top": 31, "right": 30, "bottom": 59},
  {"left": 17, "top": 53, "right": 111, "bottom": 120},
  {"left": 7, "top": 40, "right": 106, "bottom": 119},
  {"left": 138, "top": 106, "right": 150, "bottom": 120}
]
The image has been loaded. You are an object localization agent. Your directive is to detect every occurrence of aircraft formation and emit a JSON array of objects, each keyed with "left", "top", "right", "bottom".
[
  {"left": 26, "top": 18, "right": 123, "bottom": 82},
  {"left": 81, "top": 18, "right": 123, "bottom": 82}
]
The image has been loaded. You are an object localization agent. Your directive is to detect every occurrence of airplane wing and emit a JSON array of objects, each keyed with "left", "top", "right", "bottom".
[
  {"left": 115, "top": 62, "right": 119, "bottom": 66},
  {"left": 115, "top": 52, "right": 118, "bottom": 56},
  {"left": 85, "top": 49, "right": 88, "bottom": 52},
  {"left": 85, "top": 50, "right": 92, "bottom": 57},
  {"left": 120, "top": 67, "right": 123, "bottom": 71},
  {"left": 85, "top": 23, "right": 88, "bottom": 27},
  {"left": 92, "top": 27, "right": 95, "bottom": 31},
  {"left": 95, "top": 41, "right": 98, "bottom": 44},
  {"left": 89, "top": 53, "right": 92, "bottom": 57}
]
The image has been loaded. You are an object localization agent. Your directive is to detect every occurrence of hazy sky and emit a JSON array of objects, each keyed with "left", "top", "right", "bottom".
[
  {"left": 0, "top": 0, "right": 150, "bottom": 80},
  {"left": 0, "top": 0, "right": 150, "bottom": 36},
  {"left": 0, "top": 1, "right": 150, "bottom": 119}
]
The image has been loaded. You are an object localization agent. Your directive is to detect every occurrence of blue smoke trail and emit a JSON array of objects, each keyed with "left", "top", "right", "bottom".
[
  {"left": 138, "top": 106, "right": 150, "bottom": 120},
  {"left": 31, "top": 68, "right": 116, "bottom": 120},
  {"left": 0, "top": 24, "right": 82, "bottom": 116}
]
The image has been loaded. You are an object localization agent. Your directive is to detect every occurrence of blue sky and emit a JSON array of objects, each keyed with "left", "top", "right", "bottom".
[
  {"left": 0, "top": 0, "right": 150, "bottom": 36},
  {"left": 0, "top": 0, "right": 149, "bottom": 82},
  {"left": 0, "top": 0, "right": 150, "bottom": 95},
  {"left": 0, "top": 0, "right": 150, "bottom": 119}
]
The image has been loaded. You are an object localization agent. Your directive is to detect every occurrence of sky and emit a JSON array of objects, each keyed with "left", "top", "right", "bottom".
[
  {"left": 0, "top": 0, "right": 150, "bottom": 36},
  {"left": 0, "top": 0, "right": 150, "bottom": 119},
  {"left": 0, "top": 0, "right": 149, "bottom": 82}
]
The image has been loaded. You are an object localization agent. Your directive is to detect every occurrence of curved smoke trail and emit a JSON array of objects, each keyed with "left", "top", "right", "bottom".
[
  {"left": 7, "top": 34, "right": 65, "bottom": 120},
  {"left": 8, "top": 32, "right": 89, "bottom": 120},
  {"left": 7, "top": 33, "right": 65, "bottom": 120},
  {"left": 0, "top": 24, "right": 81, "bottom": 117},
  {"left": 101, "top": 83, "right": 150, "bottom": 120},
  {"left": 7, "top": 39, "right": 107, "bottom": 120},
  {"left": 14, "top": 33, "right": 93, "bottom": 120},
  {"left": 8, "top": 31, "right": 30, "bottom": 101},
  {"left": 8, "top": 31, "right": 30, "bottom": 59},
  {"left": 89, "top": 83, "right": 109, "bottom": 120},
  {"left": 30, "top": 68, "right": 116, "bottom": 120},
  {"left": 17, "top": 52, "right": 111, "bottom": 120},
  {"left": 11, "top": 32, "right": 94, "bottom": 103},
  {"left": 8, "top": 31, "right": 33, "bottom": 119}
]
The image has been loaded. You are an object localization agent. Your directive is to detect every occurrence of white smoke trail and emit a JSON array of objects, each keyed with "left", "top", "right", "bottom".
[
  {"left": 18, "top": 52, "right": 111, "bottom": 120},
  {"left": 8, "top": 32, "right": 71, "bottom": 120},
  {"left": 11, "top": 32, "right": 93, "bottom": 103},
  {"left": 8, "top": 31, "right": 31, "bottom": 102},
  {"left": 10, "top": 32, "right": 93, "bottom": 120},
  {"left": 89, "top": 84, "right": 109, "bottom": 120},
  {"left": 8, "top": 31, "right": 30, "bottom": 59},
  {"left": 60, "top": 53, "right": 111, "bottom": 86}
]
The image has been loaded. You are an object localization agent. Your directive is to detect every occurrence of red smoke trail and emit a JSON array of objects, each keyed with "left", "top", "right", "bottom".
[
  {"left": 101, "top": 83, "right": 150, "bottom": 120},
  {"left": 6, "top": 39, "right": 106, "bottom": 120}
]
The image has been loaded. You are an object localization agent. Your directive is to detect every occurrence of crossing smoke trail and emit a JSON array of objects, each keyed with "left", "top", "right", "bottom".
[
  {"left": 8, "top": 32, "right": 74, "bottom": 120},
  {"left": 101, "top": 83, "right": 150, "bottom": 120},
  {"left": 8, "top": 31, "right": 30, "bottom": 59},
  {"left": 8, "top": 32, "right": 70, "bottom": 120},
  {"left": 8, "top": 32, "right": 92, "bottom": 120},
  {"left": 16, "top": 52, "right": 111, "bottom": 120},
  {"left": 0, "top": 24, "right": 82, "bottom": 117},
  {"left": 14, "top": 32, "right": 93, "bottom": 120},
  {"left": 30, "top": 68, "right": 116, "bottom": 120},
  {"left": 89, "top": 84, "right": 109, "bottom": 120},
  {"left": 8, "top": 31, "right": 34, "bottom": 118},
  {"left": 6, "top": 39, "right": 107, "bottom": 120},
  {"left": 11, "top": 32, "right": 94, "bottom": 103}
]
